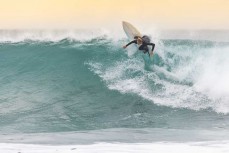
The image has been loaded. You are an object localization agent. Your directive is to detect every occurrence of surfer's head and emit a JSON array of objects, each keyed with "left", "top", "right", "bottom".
[
  {"left": 134, "top": 36, "right": 140, "bottom": 39},
  {"left": 137, "top": 38, "right": 143, "bottom": 45},
  {"left": 134, "top": 36, "right": 142, "bottom": 45}
]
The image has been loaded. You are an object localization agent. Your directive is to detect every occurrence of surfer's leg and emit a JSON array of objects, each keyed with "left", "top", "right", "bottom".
[
  {"left": 139, "top": 45, "right": 144, "bottom": 51},
  {"left": 139, "top": 45, "right": 150, "bottom": 56},
  {"left": 139, "top": 45, "right": 148, "bottom": 53}
]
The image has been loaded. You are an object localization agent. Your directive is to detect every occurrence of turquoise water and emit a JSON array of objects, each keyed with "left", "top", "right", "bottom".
[{"left": 0, "top": 31, "right": 229, "bottom": 145}]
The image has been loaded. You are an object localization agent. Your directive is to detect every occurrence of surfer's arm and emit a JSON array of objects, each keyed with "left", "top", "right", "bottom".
[
  {"left": 146, "top": 43, "right": 155, "bottom": 51},
  {"left": 125, "top": 40, "right": 137, "bottom": 47}
]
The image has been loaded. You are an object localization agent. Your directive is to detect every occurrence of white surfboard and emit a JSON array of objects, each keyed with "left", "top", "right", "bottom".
[{"left": 122, "top": 21, "right": 153, "bottom": 62}]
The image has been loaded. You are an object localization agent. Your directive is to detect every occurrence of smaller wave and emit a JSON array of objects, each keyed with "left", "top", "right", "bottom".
[
  {"left": 1, "top": 29, "right": 229, "bottom": 44},
  {"left": 1, "top": 141, "right": 229, "bottom": 153},
  {"left": 0, "top": 29, "right": 120, "bottom": 43}
]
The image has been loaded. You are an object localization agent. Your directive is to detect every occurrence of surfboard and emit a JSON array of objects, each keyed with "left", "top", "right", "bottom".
[
  {"left": 122, "top": 21, "right": 142, "bottom": 40},
  {"left": 122, "top": 21, "right": 153, "bottom": 62}
]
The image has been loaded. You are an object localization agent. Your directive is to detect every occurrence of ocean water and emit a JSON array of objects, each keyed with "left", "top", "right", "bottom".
[{"left": 0, "top": 30, "right": 229, "bottom": 152}]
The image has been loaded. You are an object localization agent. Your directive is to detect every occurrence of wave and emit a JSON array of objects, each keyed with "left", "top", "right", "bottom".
[{"left": 0, "top": 30, "right": 229, "bottom": 133}]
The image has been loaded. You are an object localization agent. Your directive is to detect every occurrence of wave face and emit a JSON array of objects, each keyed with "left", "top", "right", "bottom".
[{"left": 0, "top": 30, "right": 229, "bottom": 134}]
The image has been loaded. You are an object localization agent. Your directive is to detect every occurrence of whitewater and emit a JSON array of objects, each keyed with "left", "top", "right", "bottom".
[{"left": 0, "top": 29, "right": 229, "bottom": 152}]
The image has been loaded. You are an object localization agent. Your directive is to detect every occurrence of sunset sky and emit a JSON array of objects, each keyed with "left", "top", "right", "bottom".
[{"left": 0, "top": 0, "right": 229, "bottom": 29}]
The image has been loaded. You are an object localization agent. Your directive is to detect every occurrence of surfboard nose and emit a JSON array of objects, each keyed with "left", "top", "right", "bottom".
[{"left": 122, "top": 21, "right": 129, "bottom": 25}]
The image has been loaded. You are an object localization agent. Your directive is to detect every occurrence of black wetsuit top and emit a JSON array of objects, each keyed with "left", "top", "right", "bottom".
[{"left": 126, "top": 40, "right": 155, "bottom": 55}]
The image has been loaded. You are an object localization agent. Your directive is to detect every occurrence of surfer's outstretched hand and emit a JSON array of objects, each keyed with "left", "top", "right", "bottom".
[{"left": 123, "top": 45, "right": 127, "bottom": 49}]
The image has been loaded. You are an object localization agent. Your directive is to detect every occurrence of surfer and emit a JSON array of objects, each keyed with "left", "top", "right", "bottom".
[{"left": 123, "top": 35, "right": 155, "bottom": 56}]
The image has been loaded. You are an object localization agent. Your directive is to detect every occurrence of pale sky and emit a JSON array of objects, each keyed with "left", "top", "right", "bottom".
[{"left": 0, "top": 0, "right": 229, "bottom": 29}]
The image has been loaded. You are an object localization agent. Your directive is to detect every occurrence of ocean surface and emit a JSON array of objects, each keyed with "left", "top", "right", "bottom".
[{"left": 0, "top": 29, "right": 229, "bottom": 152}]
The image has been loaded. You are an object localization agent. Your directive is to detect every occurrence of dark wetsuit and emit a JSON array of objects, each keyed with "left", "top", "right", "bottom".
[{"left": 126, "top": 40, "right": 155, "bottom": 56}]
